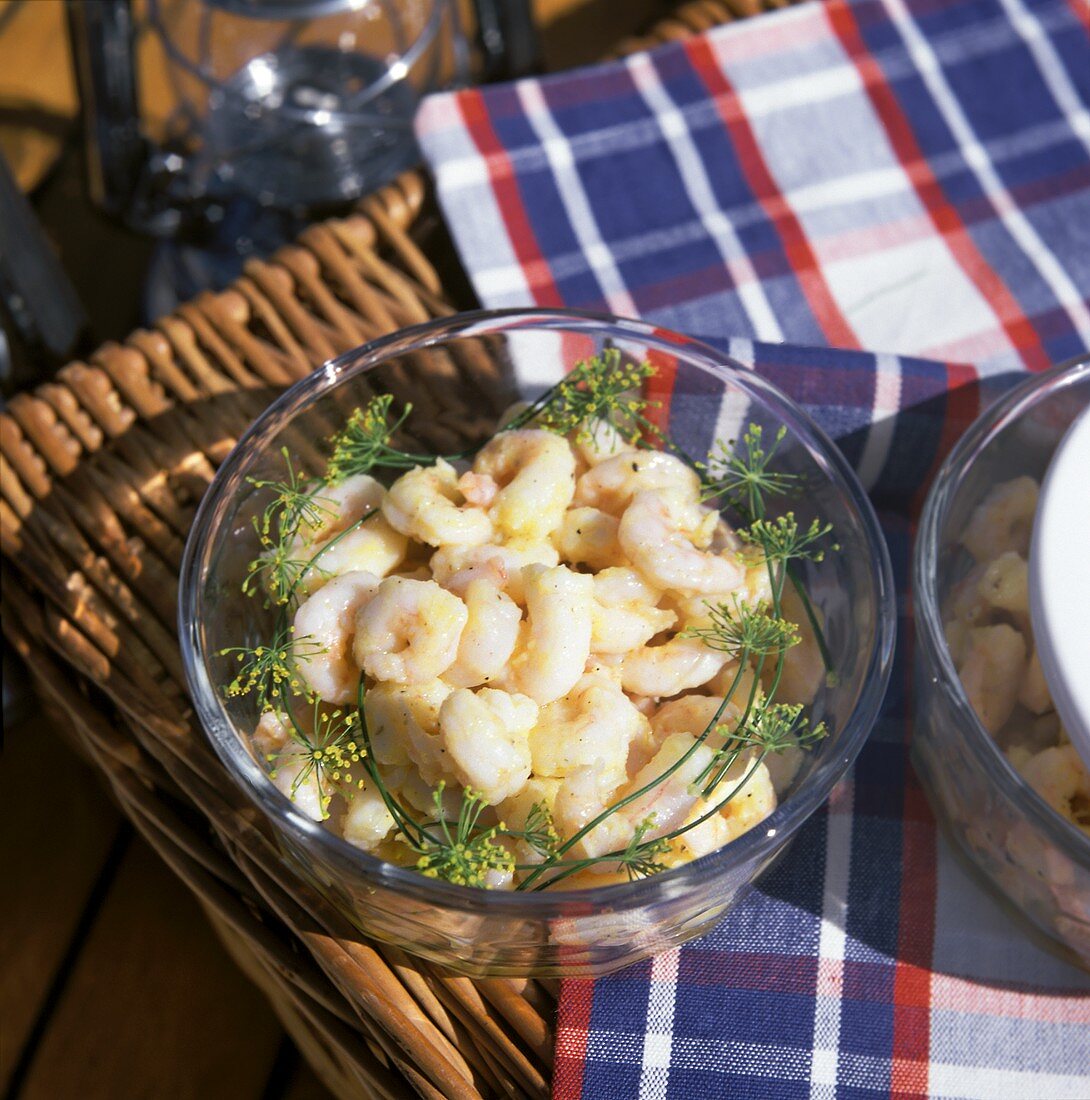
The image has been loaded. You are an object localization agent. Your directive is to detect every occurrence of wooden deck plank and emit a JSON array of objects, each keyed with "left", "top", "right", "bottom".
[
  {"left": 16, "top": 837, "right": 286, "bottom": 1100},
  {"left": 0, "top": 713, "right": 123, "bottom": 1092}
]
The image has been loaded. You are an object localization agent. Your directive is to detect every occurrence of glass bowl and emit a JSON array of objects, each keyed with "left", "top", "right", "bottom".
[
  {"left": 180, "top": 309, "right": 895, "bottom": 977},
  {"left": 913, "top": 358, "right": 1090, "bottom": 967}
]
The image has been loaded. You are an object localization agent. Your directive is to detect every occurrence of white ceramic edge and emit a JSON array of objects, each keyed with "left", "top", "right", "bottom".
[{"left": 1030, "top": 403, "right": 1090, "bottom": 769}]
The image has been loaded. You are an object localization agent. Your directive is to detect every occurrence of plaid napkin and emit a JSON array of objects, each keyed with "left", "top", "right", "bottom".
[{"left": 415, "top": 0, "right": 1090, "bottom": 1096}]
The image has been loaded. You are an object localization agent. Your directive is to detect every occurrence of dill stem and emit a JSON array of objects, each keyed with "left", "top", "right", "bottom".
[{"left": 515, "top": 660, "right": 749, "bottom": 891}]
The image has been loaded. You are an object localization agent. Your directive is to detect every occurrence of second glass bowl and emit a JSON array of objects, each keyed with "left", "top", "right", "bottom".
[
  {"left": 913, "top": 359, "right": 1090, "bottom": 967},
  {"left": 180, "top": 309, "right": 895, "bottom": 977}
]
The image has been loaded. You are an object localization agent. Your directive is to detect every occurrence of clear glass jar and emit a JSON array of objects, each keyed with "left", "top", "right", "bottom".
[
  {"left": 913, "top": 357, "right": 1090, "bottom": 967},
  {"left": 147, "top": 0, "right": 460, "bottom": 206},
  {"left": 180, "top": 309, "right": 895, "bottom": 977}
]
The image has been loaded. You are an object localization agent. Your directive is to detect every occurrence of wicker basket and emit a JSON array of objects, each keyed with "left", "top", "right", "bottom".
[{"left": 1, "top": 3, "right": 787, "bottom": 1096}]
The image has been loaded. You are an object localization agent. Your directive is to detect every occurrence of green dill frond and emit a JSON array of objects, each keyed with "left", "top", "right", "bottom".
[
  {"left": 700, "top": 424, "right": 798, "bottom": 516},
  {"left": 415, "top": 785, "right": 515, "bottom": 888},
  {"left": 242, "top": 541, "right": 319, "bottom": 607},
  {"left": 220, "top": 626, "right": 323, "bottom": 711},
  {"left": 242, "top": 449, "right": 335, "bottom": 606},
  {"left": 730, "top": 701, "right": 828, "bottom": 755},
  {"left": 618, "top": 815, "right": 671, "bottom": 882},
  {"left": 326, "top": 395, "right": 428, "bottom": 483},
  {"left": 248, "top": 448, "right": 333, "bottom": 547},
  {"left": 740, "top": 512, "right": 837, "bottom": 566},
  {"left": 532, "top": 349, "right": 662, "bottom": 445},
  {"left": 272, "top": 706, "right": 368, "bottom": 820},
  {"left": 515, "top": 801, "right": 561, "bottom": 861},
  {"left": 680, "top": 597, "right": 800, "bottom": 660}
]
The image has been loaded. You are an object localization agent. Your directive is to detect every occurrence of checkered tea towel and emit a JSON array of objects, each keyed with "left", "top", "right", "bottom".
[{"left": 415, "top": 0, "right": 1090, "bottom": 1096}]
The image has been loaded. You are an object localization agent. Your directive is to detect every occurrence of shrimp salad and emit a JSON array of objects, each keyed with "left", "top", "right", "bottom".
[
  {"left": 225, "top": 354, "right": 833, "bottom": 890},
  {"left": 945, "top": 476, "right": 1089, "bottom": 836}
]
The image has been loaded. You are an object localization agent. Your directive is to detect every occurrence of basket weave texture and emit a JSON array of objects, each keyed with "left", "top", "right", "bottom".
[{"left": 1, "top": 3, "right": 786, "bottom": 1096}]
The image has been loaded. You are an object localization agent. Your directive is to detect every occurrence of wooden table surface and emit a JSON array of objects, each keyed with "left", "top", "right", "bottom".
[{"left": 1, "top": 2, "right": 670, "bottom": 1096}]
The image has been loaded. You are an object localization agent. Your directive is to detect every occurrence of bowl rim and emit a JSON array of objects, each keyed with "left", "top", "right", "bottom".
[
  {"left": 180, "top": 306, "right": 897, "bottom": 914},
  {"left": 913, "top": 355, "right": 1090, "bottom": 863}
]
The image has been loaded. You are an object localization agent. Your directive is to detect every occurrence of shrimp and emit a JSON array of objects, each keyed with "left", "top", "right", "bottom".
[
  {"left": 500, "top": 776, "right": 564, "bottom": 869},
  {"left": 590, "top": 567, "right": 676, "bottom": 655},
  {"left": 293, "top": 570, "right": 380, "bottom": 703},
  {"left": 382, "top": 458, "right": 493, "bottom": 547},
  {"left": 439, "top": 687, "right": 539, "bottom": 804},
  {"left": 363, "top": 679, "right": 453, "bottom": 783},
  {"left": 510, "top": 564, "right": 593, "bottom": 704},
  {"left": 961, "top": 476, "right": 1038, "bottom": 562},
  {"left": 473, "top": 429, "right": 576, "bottom": 541},
  {"left": 282, "top": 474, "right": 406, "bottom": 592},
  {"left": 978, "top": 550, "right": 1029, "bottom": 616},
  {"left": 571, "top": 417, "right": 638, "bottom": 469},
  {"left": 671, "top": 755, "right": 777, "bottom": 861},
  {"left": 651, "top": 693, "right": 741, "bottom": 746},
  {"left": 457, "top": 470, "right": 498, "bottom": 508},
  {"left": 528, "top": 673, "right": 649, "bottom": 780},
  {"left": 621, "top": 636, "right": 729, "bottom": 698},
  {"left": 1018, "top": 745, "right": 1090, "bottom": 832},
  {"left": 257, "top": 711, "right": 328, "bottom": 821},
  {"left": 341, "top": 781, "right": 397, "bottom": 851},
  {"left": 444, "top": 579, "right": 523, "bottom": 688},
  {"left": 556, "top": 506, "right": 626, "bottom": 572},
  {"left": 575, "top": 733, "right": 716, "bottom": 863},
  {"left": 774, "top": 583, "right": 827, "bottom": 706},
  {"left": 573, "top": 450, "right": 701, "bottom": 515},
  {"left": 619, "top": 489, "right": 745, "bottom": 596},
  {"left": 430, "top": 541, "right": 559, "bottom": 605},
  {"left": 1018, "top": 649, "right": 1052, "bottom": 715},
  {"left": 353, "top": 577, "right": 468, "bottom": 685},
  {"left": 958, "top": 623, "right": 1027, "bottom": 734},
  {"left": 271, "top": 756, "right": 327, "bottom": 821},
  {"left": 296, "top": 473, "right": 383, "bottom": 545}
]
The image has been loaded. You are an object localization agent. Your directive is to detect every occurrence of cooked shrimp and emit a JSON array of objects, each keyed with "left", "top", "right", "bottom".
[
  {"left": 256, "top": 713, "right": 328, "bottom": 821},
  {"left": 473, "top": 429, "right": 576, "bottom": 540},
  {"left": 651, "top": 693, "right": 741, "bottom": 746},
  {"left": 1018, "top": 649, "right": 1052, "bottom": 715},
  {"left": 671, "top": 755, "right": 777, "bottom": 861},
  {"left": 619, "top": 489, "right": 745, "bottom": 596},
  {"left": 528, "top": 672, "right": 649, "bottom": 780},
  {"left": 556, "top": 506, "right": 626, "bottom": 571},
  {"left": 293, "top": 570, "right": 380, "bottom": 703},
  {"left": 978, "top": 550, "right": 1029, "bottom": 615},
  {"left": 444, "top": 579, "right": 522, "bottom": 688},
  {"left": 590, "top": 567, "right": 675, "bottom": 655},
  {"left": 958, "top": 623, "right": 1027, "bottom": 734},
  {"left": 271, "top": 755, "right": 327, "bottom": 821},
  {"left": 341, "top": 781, "right": 397, "bottom": 851},
  {"left": 621, "top": 636, "right": 729, "bottom": 698},
  {"left": 439, "top": 687, "right": 538, "bottom": 804},
  {"left": 363, "top": 679, "right": 453, "bottom": 783},
  {"left": 510, "top": 565, "right": 593, "bottom": 704},
  {"left": 457, "top": 470, "right": 498, "bottom": 508},
  {"left": 576, "top": 733, "right": 716, "bottom": 862},
  {"left": 382, "top": 459, "right": 493, "bottom": 547},
  {"left": 571, "top": 417, "right": 638, "bottom": 469},
  {"left": 296, "top": 473, "right": 383, "bottom": 545},
  {"left": 961, "top": 476, "right": 1038, "bottom": 562},
  {"left": 254, "top": 709, "right": 292, "bottom": 758},
  {"left": 500, "top": 775, "right": 564, "bottom": 869},
  {"left": 774, "top": 583, "right": 827, "bottom": 706},
  {"left": 573, "top": 450, "right": 701, "bottom": 515},
  {"left": 430, "top": 541, "right": 559, "bottom": 604},
  {"left": 301, "top": 520, "right": 407, "bottom": 590},
  {"left": 354, "top": 577, "right": 468, "bottom": 685},
  {"left": 552, "top": 765, "right": 629, "bottom": 861},
  {"left": 1018, "top": 745, "right": 1090, "bottom": 832}
]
